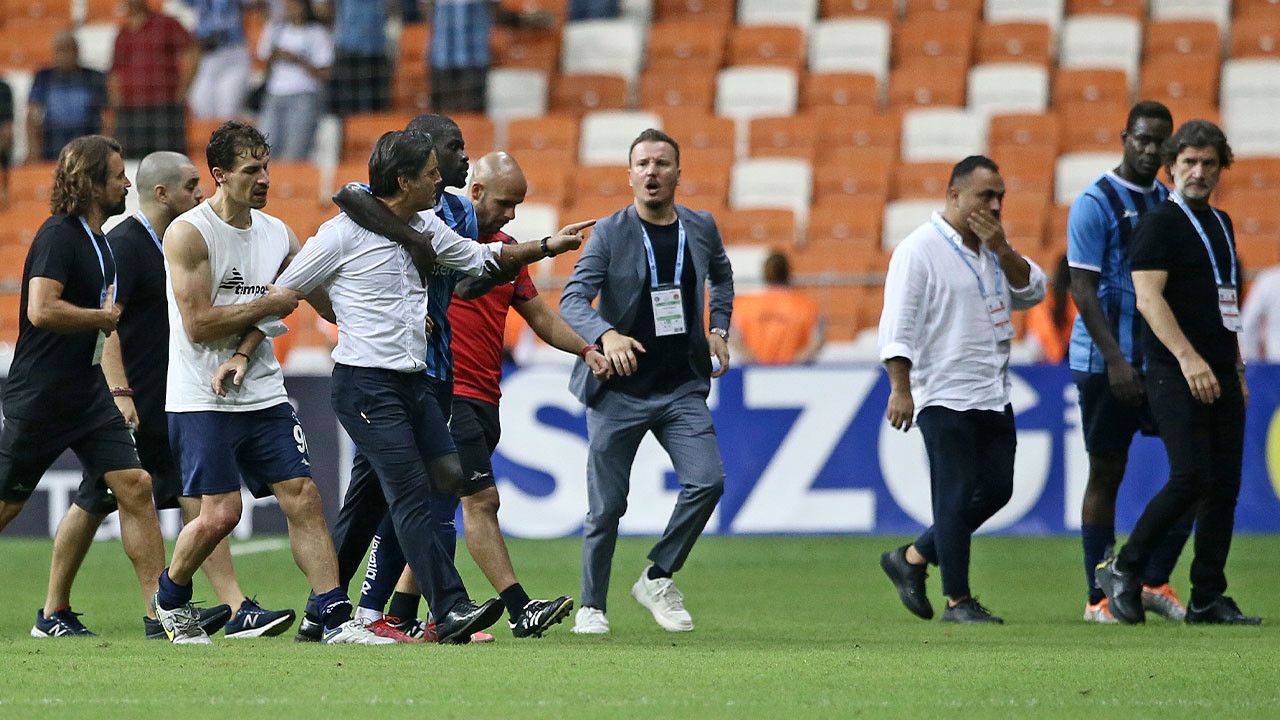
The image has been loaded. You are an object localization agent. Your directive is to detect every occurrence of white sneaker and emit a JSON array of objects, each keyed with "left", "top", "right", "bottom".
[
  {"left": 153, "top": 593, "right": 212, "bottom": 645},
  {"left": 631, "top": 567, "right": 693, "bottom": 632},
  {"left": 571, "top": 606, "right": 610, "bottom": 635},
  {"left": 322, "top": 618, "right": 397, "bottom": 645}
]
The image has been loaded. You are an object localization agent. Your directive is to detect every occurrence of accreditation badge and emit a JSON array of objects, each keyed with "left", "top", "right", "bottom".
[
  {"left": 986, "top": 295, "right": 1015, "bottom": 342},
  {"left": 651, "top": 284, "right": 686, "bottom": 337},
  {"left": 92, "top": 331, "right": 106, "bottom": 366},
  {"left": 1218, "top": 286, "right": 1242, "bottom": 332}
]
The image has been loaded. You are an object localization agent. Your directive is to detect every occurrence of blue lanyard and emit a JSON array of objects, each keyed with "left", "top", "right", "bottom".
[
  {"left": 639, "top": 218, "right": 686, "bottom": 289},
  {"left": 1170, "top": 192, "right": 1237, "bottom": 288},
  {"left": 135, "top": 211, "right": 163, "bottom": 254},
  {"left": 931, "top": 218, "right": 1004, "bottom": 299},
  {"left": 78, "top": 216, "right": 116, "bottom": 304}
]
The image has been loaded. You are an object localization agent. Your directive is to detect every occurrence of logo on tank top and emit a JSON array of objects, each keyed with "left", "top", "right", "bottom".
[{"left": 218, "top": 267, "right": 269, "bottom": 296}]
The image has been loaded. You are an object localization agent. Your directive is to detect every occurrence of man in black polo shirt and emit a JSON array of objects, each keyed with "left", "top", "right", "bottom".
[
  {"left": 0, "top": 135, "right": 167, "bottom": 637},
  {"left": 1096, "top": 120, "right": 1260, "bottom": 625}
]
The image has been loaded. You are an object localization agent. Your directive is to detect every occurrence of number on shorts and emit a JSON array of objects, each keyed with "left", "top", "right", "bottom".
[{"left": 293, "top": 424, "right": 309, "bottom": 455}]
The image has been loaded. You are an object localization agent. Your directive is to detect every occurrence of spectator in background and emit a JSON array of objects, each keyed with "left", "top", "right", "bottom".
[
  {"left": 26, "top": 33, "right": 108, "bottom": 162},
  {"left": 112, "top": 0, "right": 196, "bottom": 159},
  {"left": 323, "top": 0, "right": 391, "bottom": 116},
  {"left": 185, "top": 0, "right": 252, "bottom": 119},
  {"left": 1241, "top": 263, "right": 1280, "bottom": 362},
  {"left": 257, "top": 0, "right": 333, "bottom": 161},
  {"left": 425, "top": 1, "right": 554, "bottom": 114},
  {"left": 1025, "top": 255, "right": 1077, "bottom": 364},
  {"left": 0, "top": 78, "right": 12, "bottom": 206},
  {"left": 568, "top": 0, "right": 619, "bottom": 20},
  {"left": 731, "top": 250, "right": 824, "bottom": 365}
]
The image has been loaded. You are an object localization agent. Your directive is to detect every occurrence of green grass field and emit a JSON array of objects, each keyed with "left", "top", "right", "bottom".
[{"left": 0, "top": 535, "right": 1276, "bottom": 719}]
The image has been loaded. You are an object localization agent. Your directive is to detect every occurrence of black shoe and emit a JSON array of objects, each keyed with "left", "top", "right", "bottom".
[
  {"left": 1094, "top": 556, "right": 1144, "bottom": 624},
  {"left": 510, "top": 596, "right": 574, "bottom": 638},
  {"left": 880, "top": 545, "right": 934, "bottom": 620},
  {"left": 295, "top": 616, "right": 323, "bottom": 643},
  {"left": 941, "top": 598, "right": 1004, "bottom": 624},
  {"left": 1185, "top": 596, "right": 1262, "bottom": 625},
  {"left": 435, "top": 598, "right": 505, "bottom": 644},
  {"left": 143, "top": 603, "right": 233, "bottom": 640}
]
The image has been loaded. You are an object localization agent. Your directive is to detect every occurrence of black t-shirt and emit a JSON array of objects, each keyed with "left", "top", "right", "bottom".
[
  {"left": 1129, "top": 199, "right": 1239, "bottom": 370},
  {"left": 609, "top": 218, "right": 699, "bottom": 397},
  {"left": 4, "top": 215, "right": 117, "bottom": 421},
  {"left": 109, "top": 215, "right": 170, "bottom": 430}
]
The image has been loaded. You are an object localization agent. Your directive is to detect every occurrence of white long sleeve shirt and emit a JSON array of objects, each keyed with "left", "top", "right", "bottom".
[
  {"left": 1241, "top": 265, "right": 1280, "bottom": 362},
  {"left": 879, "top": 212, "right": 1047, "bottom": 413},
  {"left": 275, "top": 212, "right": 500, "bottom": 371}
]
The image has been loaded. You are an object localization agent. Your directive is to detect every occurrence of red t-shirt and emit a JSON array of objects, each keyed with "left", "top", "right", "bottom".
[
  {"left": 450, "top": 231, "right": 538, "bottom": 405},
  {"left": 111, "top": 13, "right": 192, "bottom": 107}
]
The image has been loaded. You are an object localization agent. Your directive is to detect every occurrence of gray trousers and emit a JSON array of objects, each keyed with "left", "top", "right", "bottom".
[{"left": 581, "top": 385, "right": 725, "bottom": 611}]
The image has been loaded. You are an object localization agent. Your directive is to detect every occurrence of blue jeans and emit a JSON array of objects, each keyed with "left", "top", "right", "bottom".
[{"left": 259, "top": 91, "right": 320, "bottom": 161}]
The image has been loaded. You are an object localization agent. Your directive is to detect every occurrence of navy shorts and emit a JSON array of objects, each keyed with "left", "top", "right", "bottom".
[
  {"left": 449, "top": 396, "right": 500, "bottom": 497},
  {"left": 77, "top": 426, "right": 185, "bottom": 514},
  {"left": 1073, "top": 370, "right": 1158, "bottom": 455},
  {"left": 168, "top": 402, "right": 312, "bottom": 499},
  {"left": 0, "top": 401, "right": 141, "bottom": 512}
]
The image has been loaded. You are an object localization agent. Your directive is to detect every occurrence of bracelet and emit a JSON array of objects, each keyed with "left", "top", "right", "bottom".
[
  {"left": 580, "top": 343, "right": 600, "bottom": 358},
  {"left": 233, "top": 351, "right": 251, "bottom": 362},
  {"left": 540, "top": 236, "right": 553, "bottom": 257},
  {"left": 110, "top": 387, "right": 133, "bottom": 398}
]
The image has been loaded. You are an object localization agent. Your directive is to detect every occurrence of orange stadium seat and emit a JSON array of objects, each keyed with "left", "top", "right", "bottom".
[
  {"left": 1001, "top": 202, "right": 1049, "bottom": 249},
  {"left": 1053, "top": 68, "right": 1131, "bottom": 107},
  {"left": 1223, "top": 158, "right": 1280, "bottom": 194},
  {"left": 889, "top": 60, "right": 967, "bottom": 109},
  {"left": 676, "top": 162, "right": 732, "bottom": 208},
  {"left": 0, "top": 245, "right": 30, "bottom": 287},
  {"left": 271, "top": 198, "right": 327, "bottom": 241},
  {"left": 813, "top": 155, "right": 893, "bottom": 202},
  {"left": 187, "top": 118, "right": 227, "bottom": 159},
  {"left": 0, "top": 291, "right": 23, "bottom": 347},
  {"left": 562, "top": 197, "right": 631, "bottom": 232},
  {"left": 805, "top": 197, "right": 885, "bottom": 248},
  {"left": 4, "top": 0, "right": 72, "bottom": 21},
  {"left": 654, "top": 0, "right": 734, "bottom": 25},
  {"left": 1058, "top": 102, "right": 1129, "bottom": 152},
  {"left": 0, "top": 201, "right": 57, "bottom": 248},
  {"left": 1, "top": 19, "right": 65, "bottom": 71},
  {"left": 1066, "top": 0, "right": 1145, "bottom": 18},
  {"left": 1229, "top": 17, "right": 1280, "bottom": 58},
  {"left": 727, "top": 25, "right": 807, "bottom": 69},
  {"left": 679, "top": 147, "right": 735, "bottom": 179},
  {"left": 993, "top": 147, "right": 1057, "bottom": 197},
  {"left": 453, "top": 113, "right": 496, "bottom": 157},
  {"left": 549, "top": 74, "right": 628, "bottom": 116},
  {"left": 818, "top": 109, "right": 900, "bottom": 160},
  {"left": 519, "top": 163, "right": 570, "bottom": 207},
  {"left": 1236, "top": 0, "right": 1280, "bottom": 19},
  {"left": 342, "top": 113, "right": 413, "bottom": 163},
  {"left": 640, "top": 69, "right": 717, "bottom": 113},
  {"left": 802, "top": 72, "right": 879, "bottom": 112},
  {"left": 977, "top": 22, "right": 1054, "bottom": 66},
  {"left": 83, "top": 0, "right": 124, "bottom": 23},
  {"left": 1221, "top": 191, "right": 1280, "bottom": 237},
  {"left": 988, "top": 112, "right": 1062, "bottom": 152},
  {"left": 392, "top": 63, "right": 430, "bottom": 113},
  {"left": 506, "top": 114, "right": 580, "bottom": 158},
  {"left": 904, "top": 0, "right": 981, "bottom": 17},
  {"left": 571, "top": 165, "right": 632, "bottom": 202},
  {"left": 748, "top": 115, "right": 819, "bottom": 160},
  {"left": 492, "top": 27, "right": 560, "bottom": 73},
  {"left": 1235, "top": 234, "right": 1280, "bottom": 270},
  {"left": 266, "top": 162, "right": 323, "bottom": 203},
  {"left": 646, "top": 21, "right": 728, "bottom": 72},
  {"left": 891, "top": 161, "right": 953, "bottom": 199},
  {"left": 892, "top": 11, "right": 976, "bottom": 66},
  {"left": 397, "top": 22, "right": 430, "bottom": 66},
  {"left": 332, "top": 162, "right": 366, "bottom": 192},
  {"left": 1144, "top": 20, "right": 1221, "bottom": 60},
  {"left": 660, "top": 113, "right": 737, "bottom": 156},
  {"left": 1139, "top": 55, "right": 1220, "bottom": 106},
  {"left": 1159, "top": 99, "right": 1219, "bottom": 127},
  {"left": 718, "top": 209, "right": 797, "bottom": 246},
  {"left": 793, "top": 234, "right": 887, "bottom": 275},
  {"left": 6, "top": 163, "right": 57, "bottom": 205},
  {"left": 820, "top": 0, "right": 898, "bottom": 20}
]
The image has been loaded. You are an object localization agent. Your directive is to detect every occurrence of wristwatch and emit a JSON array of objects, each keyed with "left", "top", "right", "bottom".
[{"left": 709, "top": 327, "right": 729, "bottom": 340}]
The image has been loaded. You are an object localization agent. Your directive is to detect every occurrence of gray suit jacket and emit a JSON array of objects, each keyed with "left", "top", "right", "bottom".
[{"left": 561, "top": 203, "right": 734, "bottom": 406}]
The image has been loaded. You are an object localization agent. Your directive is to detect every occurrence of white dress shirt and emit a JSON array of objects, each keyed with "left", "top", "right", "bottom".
[
  {"left": 1242, "top": 265, "right": 1280, "bottom": 362},
  {"left": 879, "top": 212, "right": 1047, "bottom": 414},
  {"left": 275, "top": 212, "right": 500, "bottom": 371}
]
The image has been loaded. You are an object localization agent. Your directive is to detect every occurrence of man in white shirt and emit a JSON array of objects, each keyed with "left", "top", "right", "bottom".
[
  {"left": 1241, "top": 264, "right": 1280, "bottom": 362},
  {"left": 877, "top": 155, "right": 1047, "bottom": 624}
]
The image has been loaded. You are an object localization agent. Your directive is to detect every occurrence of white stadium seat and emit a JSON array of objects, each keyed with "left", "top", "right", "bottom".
[
  {"left": 1150, "top": 0, "right": 1232, "bottom": 30},
  {"left": 984, "top": 0, "right": 1065, "bottom": 33},
  {"left": 967, "top": 63, "right": 1050, "bottom": 115},
  {"left": 902, "top": 108, "right": 989, "bottom": 163},
  {"left": 1059, "top": 15, "right": 1142, "bottom": 85},
  {"left": 716, "top": 66, "right": 799, "bottom": 120},
  {"left": 738, "top": 0, "right": 819, "bottom": 29},
  {"left": 561, "top": 19, "right": 646, "bottom": 82},
  {"left": 1055, "top": 152, "right": 1120, "bottom": 205},
  {"left": 882, "top": 200, "right": 942, "bottom": 251},
  {"left": 1221, "top": 59, "right": 1280, "bottom": 114},
  {"left": 808, "top": 18, "right": 892, "bottom": 88},
  {"left": 730, "top": 158, "right": 813, "bottom": 222},
  {"left": 618, "top": 0, "right": 654, "bottom": 24},
  {"left": 486, "top": 69, "right": 548, "bottom": 123},
  {"left": 579, "top": 111, "right": 662, "bottom": 166},
  {"left": 1224, "top": 100, "right": 1280, "bottom": 158},
  {"left": 501, "top": 202, "right": 560, "bottom": 258},
  {"left": 74, "top": 23, "right": 118, "bottom": 73}
]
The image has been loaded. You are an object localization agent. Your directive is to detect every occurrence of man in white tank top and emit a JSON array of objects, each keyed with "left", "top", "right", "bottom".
[{"left": 154, "top": 121, "right": 390, "bottom": 646}]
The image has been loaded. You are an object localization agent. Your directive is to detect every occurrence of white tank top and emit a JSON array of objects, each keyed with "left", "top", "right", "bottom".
[{"left": 165, "top": 200, "right": 290, "bottom": 412}]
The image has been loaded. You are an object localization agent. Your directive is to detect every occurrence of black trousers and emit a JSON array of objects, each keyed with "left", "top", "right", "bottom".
[
  {"left": 913, "top": 405, "right": 1016, "bottom": 599},
  {"left": 1118, "top": 363, "right": 1245, "bottom": 607}
]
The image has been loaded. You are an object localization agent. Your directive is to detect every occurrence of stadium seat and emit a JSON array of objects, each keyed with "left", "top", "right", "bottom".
[
  {"left": 1000, "top": 202, "right": 1049, "bottom": 249},
  {"left": 1144, "top": 20, "right": 1221, "bottom": 60},
  {"left": 892, "top": 161, "right": 954, "bottom": 199},
  {"left": 817, "top": 110, "right": 900, "bottom": 161},
  {"left": 748, "top": 115, "right": 819, "bottom": 160},
  {"left": 1235, "top": 0, "right": 1280, "bottom": 20},
  {"left": 819, "top": 0, "right": 896, "bottom": 19},
  {"left": 882, "top": 199, "right": 940, "bottom": 250},
  {"left": 579, "top": 110, "right": 662, "bottom": 165},
  {"left": 977, "top": 22, "right": 1054, "bottom": 66},
  {"left": 266, "top": 162, "right": 324, "bottom": 203},
  {"left": 1220, "top": 59, "right": 1280, "bottom": 113},
  {"left": 503, "top": 202, "right": 560, "bottom": 247},
  {"left": 561, "top": 19, "right": 647, "bottom": 83},
  {"left": 0, "top": 291, "right": 23, "bottom": 347},
  {"left": 1149, "top": 0, "right": 1231, "bottom": 30},
  {"left": 1234, "top": 234, "right": 1280, "bottom": 270},
  {"left": 83, "top": 0, "right": 125, "bottom": 22},
  {"left": 640, "top": 68, "right": 717, "bottom": 113},
  {"left": 904, "top": 0, "right": 982, "bottom": 18},
  {"left": 6, "top": 163, "right": 56, "bottom": 205},
  {"left": 572, "top": 165, "right": 633, "bottom": 202},
  {"left": 486, "top": 68, "right": 548, "bottom": 122},
  {"left": 1222, "top": 191, "right": 1280, "bottom": 238},
  {"left": 1065, "top": 0, "right": 1144, "bottom": 18},
  {"left": 802, "top": 198, "right": 886, "bottom": 256},
  {"left": 391, "top": 62, "right": 429, "bottom": 113},
  {"left": 888, "top": 60, "right": 967, "bottom": 109},
  {"left": 718, "top": 208, "right": 798, "bottom": 246},
  {"left": 716, "top": 66, "right": 799, "bottom": 120},
  {"left": 808, "top": 18, "right": 892, "bottom": 86},
  {"left": 737, "top": 0, "right": 820, "bottom": 29},
  {"left": 1059, "top": 15, "right": 1142, "bottom": 84},
  {"left": 646, "top": 20, "right": 728, "bottom": 72},
  {"left": 1, "top": 19, "right": 63, "bottom": 71},
  {"left": 967, "top": 63, "right": 1050, "bottom": 115},
  {"left": 1139, "top": 55, "right": 1219, "bottom": 106},
  {"left": 0, "top": 244, "right": 29, "bottom": 288},
  {"left": 4, "top": 0, "right": 72, "bottom": 21},
  {"left": 802, "top": 72, "right": 879, "bottom": 112},
  {"left": 1223, "top": 102, "right": 1280, "bottom": 157},
  {"left": 1223, "top": 158, "right": 1280, "bottom": 194},
  {"left": 73, "top": 22, "right": 117, "bottom": 73},
  {"left": 1229, "top": 17, "right": 1280, "bottom": 59},
  {"left": 1054, "top": 151, "right": 1119, "bottom": 205},
  {"left": 492, "top": 27, "right": 561, "bottom": 73},
  {"left": 988, "top": 112, "right": 1062, "bottom": 152},
  {"left": 341, "top": 113, "right": 413, "bottom": 164},
  {"left": 506, "top": 114, "right": 580, "bottom": 160},
  {"left": 654, "top": 0, "right": 734, "bottom": 25},
  {"left": 0, "top": 200, "right": 50, "bottom": 248},
  {"left": 396, "top": 22, "right": 429, "bottom": 67},
  {"left": 550, "top": 74, "right": 629, "bottom": 116},
  {"left": 1158, "top": 100, "right": 1220, "bottom": 127},
  {"left": 984, "top": 0, "right": 1064, "bottom": 30},
  {"left": 730, "top": 158, "right": 813, "bottom": 221},
  {"left": 728, "top": 25, "right": 807, "bottom": 69},
  {"left": 901, "top": 108, "right": 988, "bottom": 162},
  {"left": 518, "top": 163, "right": 571, "bottom": 208},
  {"left": 813, "top": 155, "right": 893, "bottom": 202},
  {"left": 1052, "top": 68, "right": 1131, "bottom": 107},
  {"left": 892, "top": 11, "right": 976, "bottom": 66},
  {"left": 452, "top": 114, "right": 496, "bottom": 158},
  {"left": 676, "top": 161, "right": 732, "bottom": 207},
  {"left": 989, "top": 147, "right": 1057, "bottom": 197},
  {"left": 660, "top": 112, "right": 736, "bottom": 156},
  {"left": 1058, "top": 101, "right": 1128, "bottom": 152}
]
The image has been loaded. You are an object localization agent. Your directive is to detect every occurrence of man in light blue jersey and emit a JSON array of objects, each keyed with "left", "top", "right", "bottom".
[{"left": 1067, "top": 100, "right": 1190, "bottom": 623}]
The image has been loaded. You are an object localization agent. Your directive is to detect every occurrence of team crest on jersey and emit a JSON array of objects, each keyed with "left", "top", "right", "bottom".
[{"left": 219, "top": 267, "right": 269, "bottom": 296}]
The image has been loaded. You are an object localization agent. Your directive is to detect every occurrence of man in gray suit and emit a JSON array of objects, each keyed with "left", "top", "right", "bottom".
[{"left": 560, "top": 128, "right": 734, "bottom": 635}]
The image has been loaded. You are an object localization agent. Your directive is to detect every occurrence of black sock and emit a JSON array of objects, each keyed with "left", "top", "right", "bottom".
[
  {"left": 387, "top": 591, "right": 421, "bottom": 622},
  {"left": 647, "top": 564, "right": 672, "bottom": 580},
  {"left": 500, "top": 583, "right": 531, "bottom": 620},
  {"left": 307, "top": 587, "right": 352, "bottom": 631}
]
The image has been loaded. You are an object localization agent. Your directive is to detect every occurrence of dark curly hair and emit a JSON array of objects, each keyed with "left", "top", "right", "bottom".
[
  {"left": 50, "top": 135, "right": 122, "bottom": 217},
  {"left": 206, "top": 120, "right": 271, "bottom": 182},
  {"left": 1161, "top": 119, "right": 1234, "bottom": 169}
]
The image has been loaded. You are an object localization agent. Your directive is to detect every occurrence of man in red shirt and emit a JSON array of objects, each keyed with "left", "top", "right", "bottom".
[
  {"left": 444, "top": 151, "right": 610, "bottom": 637},
  {"left": 110, "top": 0, "right": 196, "bottom": 158}
]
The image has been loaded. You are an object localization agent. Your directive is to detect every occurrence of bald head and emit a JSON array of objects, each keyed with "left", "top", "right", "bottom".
[
  {"left": 136, "top": 151, "right": 203, "bottom": 222},
  {"left": 469, "top": 152, "right": 528, "bottom": 236}
]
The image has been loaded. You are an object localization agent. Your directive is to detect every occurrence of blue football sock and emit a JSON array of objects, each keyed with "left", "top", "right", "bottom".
[
  {"left": 359, "top": 517, "right": 407, "bottom": 613},
  {"left": 1082, "top": 524, "right": 1115, "bottom": 604},
  {"left": 307, "top": 587, "right": 353, "bottom": 631},
  {"left": 156, "top": 568, "right": 193, "bottom": 611}
]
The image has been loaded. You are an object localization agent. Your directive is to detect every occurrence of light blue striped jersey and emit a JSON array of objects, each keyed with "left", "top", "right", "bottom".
[
  {"left": 1066, "top": 171, "right": 1169, "bottom": 373},
  {"left": 422, "top": 192, "right": 479, "bottom": 382}
]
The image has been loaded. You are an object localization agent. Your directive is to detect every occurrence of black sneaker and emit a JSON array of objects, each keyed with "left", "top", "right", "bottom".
[
  {"left": 880, "top": 545, "right": 934, "bottom": 620},
  {"left": 32, "top": 608, "right": 95, "bottom": 637},
  {"left": 1185, "top": 596, "right": 1262, "bottom": 625},
  {"left": 510, "top": 596, "right": 575, "bottom": 638},
  {"left": 295, "top": 615, "right": 323, "bottom": 643},
  {"left": 941, "top": 598, "right": 1004, "bottom": 624},
  {"left": 143, "top": 603, "right": 233, "bottom": 640},
  {"left": 1094, "top": 556, "right": 1144, "bottom": 624},
  {"left": 224, "top": 597, "right": 297, "bottom": 639},
  {"left": 435, "top": 598, "right": 505, "bottom": 644}
]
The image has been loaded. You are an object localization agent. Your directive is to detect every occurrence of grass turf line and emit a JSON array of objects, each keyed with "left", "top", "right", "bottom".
[{"left": 0, "top": 535, "right": 1276, "bottom": 719}]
